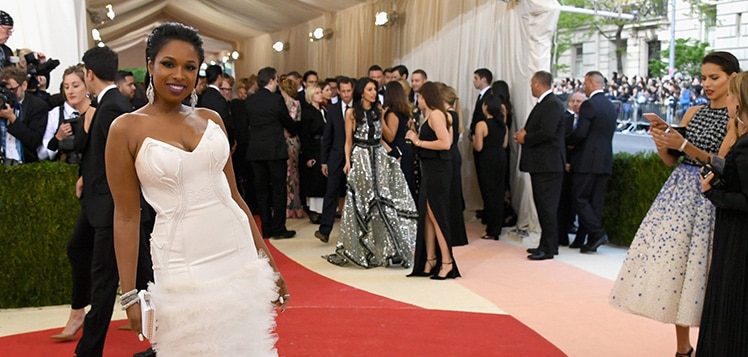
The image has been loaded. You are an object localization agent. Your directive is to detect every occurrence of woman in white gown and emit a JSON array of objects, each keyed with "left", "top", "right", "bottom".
[{"left": 105, "top": 23, "right": 289, "bottom": 356}]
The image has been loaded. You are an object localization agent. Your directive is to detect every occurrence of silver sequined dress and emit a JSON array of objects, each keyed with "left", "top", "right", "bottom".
[
  {"left": 609, "top": 105, "right": 728, "bottom": 326},
  {"left": 326, "top": 109, "right": 418, "bottom": 268}
]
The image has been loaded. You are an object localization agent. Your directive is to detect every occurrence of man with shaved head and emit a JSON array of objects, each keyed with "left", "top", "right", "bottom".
[{"left": 567, "top": 71, "right": 617, "bottom": 254}]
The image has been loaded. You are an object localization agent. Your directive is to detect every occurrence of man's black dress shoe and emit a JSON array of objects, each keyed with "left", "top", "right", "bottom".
[
  {"left": 527, "top": 251, "right": 554, "bottom": 260},
  {"left": 314, "top": 230, "right": 329, "bottom": 243},
  {"left": 581, "top": 235, "right": 608, "bottom": 253},
  {"left": 569, "top": 237, "right": 586, "bottom": 249},
  {"left": 273, "top": 230, "right": 296, "bottom": 239},
  {"left": 133, "top": 348, "right": 156, "bottom": 357},
  {"left": 527, "top": 247, "right": 540, "bottom": 254}
]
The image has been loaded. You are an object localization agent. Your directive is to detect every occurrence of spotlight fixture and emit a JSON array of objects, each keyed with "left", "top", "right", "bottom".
[
  {"left": 272, "top": 41, "right": 288, "bottom": 53},
  {"left": 105, "top": 4, "right": 116, "bottom": 20},
  {"left": 91, "top": 29, "right": 101, "bottom": 41},
  {"left": 375, "top": 11, "right": 399, "bottom": 27},
  {"left": 231, "top": 50, "right": 240, "bottom": 60},
  {"left": 308, "top": 27, "right": 333, "bottom": 42}
]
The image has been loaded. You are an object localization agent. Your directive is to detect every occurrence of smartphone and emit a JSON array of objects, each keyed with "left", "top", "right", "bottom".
[{"left": 643, "top": 113, "right": 670, "bottom": 133}]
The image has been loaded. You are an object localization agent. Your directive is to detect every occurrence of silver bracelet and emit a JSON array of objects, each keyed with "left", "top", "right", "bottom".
[
  {"left": 121, "top": 296, "right": 140, "bottom": 310},
  {"left": 678, "top": 139, "right": 688, "bottom": 152}
]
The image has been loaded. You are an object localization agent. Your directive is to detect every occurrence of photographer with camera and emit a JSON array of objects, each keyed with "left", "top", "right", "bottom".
[
  {"left": 0, "top": 66, "right": 49, "bottom": 165},
  {"left": 41, "top": 64, "right": 92, "bottom": 163},
  {"left": 16, "top": 48, "right": 59, "bottom": 105},
  {"left": 0, "top": 11, "right": 13, "bottom": 70}
]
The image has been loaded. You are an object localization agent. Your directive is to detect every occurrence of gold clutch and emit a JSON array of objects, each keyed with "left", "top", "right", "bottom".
[{"left": 138, "top": 290, "right": 156, "bottom": 340}]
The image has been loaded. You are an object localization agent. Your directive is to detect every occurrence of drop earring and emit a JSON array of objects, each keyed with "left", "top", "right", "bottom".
[
  {"left": 190, "top": 88, "right": 197, "bottom": 110},
  {"left": 146, "top": 78, "right": 154, "bottom": 104}
]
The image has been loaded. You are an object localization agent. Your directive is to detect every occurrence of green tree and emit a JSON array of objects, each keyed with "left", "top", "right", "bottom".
[
  {"left": 648, "top": 38, "right": 710, "bottom": 78},
  {"left": 555, "top": 0, "right": 667, "bottom": 75}
]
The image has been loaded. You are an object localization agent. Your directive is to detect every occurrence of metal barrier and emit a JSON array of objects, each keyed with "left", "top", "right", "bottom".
[{"left": 611, "top": 99, "right": 686, "bottom": 134}]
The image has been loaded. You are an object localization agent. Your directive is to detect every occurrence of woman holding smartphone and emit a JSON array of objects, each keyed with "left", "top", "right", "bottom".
[{"left": 609, "top": 51, "right": 740, "bottom": 357}]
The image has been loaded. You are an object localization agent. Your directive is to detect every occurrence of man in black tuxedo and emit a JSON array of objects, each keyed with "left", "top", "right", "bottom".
[
  {"left": 245, "top": 67, "right": 297, "bottom": 239},
  {"left": 0, "top": 67, "right": 48, "bottom": 164},
  {"left": 567, "top": 71, "right": 617, "bottom": 253},
  {"left": 470, "top": 68, "right": 492, "bottom": 136},
  {"left": 198, "top": 64, "right": 234, "bottom": 146},
  {"left": 514, "top": 71, "right": 566, "bottom": 261},
  {"left": 471, "top": 68, "right": 492, "bottom": 221},
  {"left": 74, "top": 46, "right": 151, "bottom": 357},
  {"left": 315, "top": 77, "right": 354, "bottom": 242}
]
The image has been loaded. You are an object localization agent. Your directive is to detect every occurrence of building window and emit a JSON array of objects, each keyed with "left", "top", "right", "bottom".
[
  {"left": 647, "top": 40, "right": 661, "bottom": 78},
  {"left": 574, "top": 45, "right": 584, "bottom": 77}
]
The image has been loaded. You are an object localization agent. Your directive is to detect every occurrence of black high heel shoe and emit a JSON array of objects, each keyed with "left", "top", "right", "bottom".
[
  {"left": 675, "top": 347, "right": 693, "bottom": 357},
  {"left": 407, "top": 258, "right": 438, "bottom": 277},
  {"left": 430, "top": 261, "right": 457, "bottom": 280}
]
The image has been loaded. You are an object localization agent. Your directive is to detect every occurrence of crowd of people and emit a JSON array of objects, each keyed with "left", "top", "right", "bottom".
[{"left": 4, "top": 8, "right": 748, "bottom": 356}]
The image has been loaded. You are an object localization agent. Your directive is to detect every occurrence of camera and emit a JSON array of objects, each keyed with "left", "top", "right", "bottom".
[
  {"left": 0, "top": 83, "right": 18, "bottom": 109},
  {"left": 697, "top": 157, "right": 726, "bottom": 190},
  {"left": 24, "top": 52, "right": 60, "bottom": 76},
  {"left": 58, "top": 114, "right": 81, "bottom": 152}
]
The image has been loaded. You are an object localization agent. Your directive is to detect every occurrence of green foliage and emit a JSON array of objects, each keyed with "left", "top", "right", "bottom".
[
  {"left": 0, "top": 162, "right": 79, "bottom": 308},
  {"left": 648, "top": 38, "right": 710, "bottom": 78},
  {"left": 603, "top": 152, "right": 675, "bottom": 246}
]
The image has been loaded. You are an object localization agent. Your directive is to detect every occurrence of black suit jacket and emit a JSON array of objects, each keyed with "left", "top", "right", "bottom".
[
  {"left": 562, "top": 110, "right": 576, "bottom": 164},
  {"left": 567, "top": 92, "right": 617, "bottom": 174},
  {"left": 0, "top": 44, "right": 12, "bottom": 69},
  {"left": 470, "top": 91, "right": 488, "bottom": 135},
  {"left": 245, "top": 88, "right": 296, "bottom": 161},
  {"left": 80, "top": 88, "right": 133, "bottom": 227},
  {"left": 198, "top": 87, "right": 234, "bottom": 143},
  {"left": 5, "top": 94, "right": 49, "bottom": 163},
  {"left": 320, "top": 102, "right": 347, "bottom": 173},
  {"left": 300, "top": 105, "right": 325, "bottom": 164},
  {"left": 519, "top": 93, "right": 566, "bottom": 173}
]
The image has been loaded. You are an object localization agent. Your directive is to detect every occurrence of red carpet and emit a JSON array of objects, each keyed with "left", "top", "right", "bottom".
[{"left": 0, "top": 241, "right": 564, "bottom": 356}]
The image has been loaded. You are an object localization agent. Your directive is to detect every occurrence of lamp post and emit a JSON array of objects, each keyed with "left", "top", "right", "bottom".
[{"left": 668, "top": 0, "right": 676, "bottom": 77}]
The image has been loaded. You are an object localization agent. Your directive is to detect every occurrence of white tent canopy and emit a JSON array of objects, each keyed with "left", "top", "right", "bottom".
[{"left": 5, "top": 0, "right": 561, "bottom": 234}]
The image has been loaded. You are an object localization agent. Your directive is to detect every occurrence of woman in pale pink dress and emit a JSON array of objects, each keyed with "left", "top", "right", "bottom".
[{"left": 280, "top": 78, "right": 305, "bottom": 218}]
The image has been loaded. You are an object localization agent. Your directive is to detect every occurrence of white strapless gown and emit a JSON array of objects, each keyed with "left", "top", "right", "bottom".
[{"left": 135, "top": 119, "right": 279, "bottom": 356}]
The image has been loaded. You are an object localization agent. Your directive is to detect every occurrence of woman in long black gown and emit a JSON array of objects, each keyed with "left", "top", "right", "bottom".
[
  {"left": 473, "top": 94, "right": 506, "bottom": 240},
  {"left": 381, "top": 80, "right": 416, "bottom": 200},
  {"left": 438, "top": 82, "right": 468, "bottom": 247},
  {"left": 406, "top": 82, "right": 460, "bottom": 279},
  {"left": 696, "top": 71, "right": 748, "bottom": 357}
]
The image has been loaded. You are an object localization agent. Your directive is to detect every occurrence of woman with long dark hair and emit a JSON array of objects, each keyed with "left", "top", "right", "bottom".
[
  {"left": 473, "top": 94, "right": 506, "bottom": 241},
  {"left": 406, "top": 81, "right": 461, "bottom": 279},
  {"left": 325, "top": 78, "right": 418, "bottom": 268},
  {"left": 437, "top": 82, "right": 468, "bottom": 247},
  {"left": 382, "top": 80, "right": 416, "bottom": 199},
  {"left": 609, "top": 51, "right": 741, "bottom": 357},
  {"left": 490, "top": 80, "right": 516, "bottom": 227}
]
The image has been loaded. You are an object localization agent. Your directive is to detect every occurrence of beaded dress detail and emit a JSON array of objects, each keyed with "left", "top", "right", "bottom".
[
  {"left": 609, "top": 105, "right": 728, "bottom": 325},
  {"left": 326, "top": 109, "right": 418, "bottom": 268}
]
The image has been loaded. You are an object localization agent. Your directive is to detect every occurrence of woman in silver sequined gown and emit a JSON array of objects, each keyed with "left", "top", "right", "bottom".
[
  {"left": 325, "top": 78, "right": 418, "bottom": 268},
  {"left": 609, "top": 51, "right": 741, "bottom": 357}
]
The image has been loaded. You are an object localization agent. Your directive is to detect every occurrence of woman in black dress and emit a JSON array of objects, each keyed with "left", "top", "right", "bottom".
[
  {"left": 406, "top": 82, "right": 460, "bottom": 279},
  {"left": 300, "top": 84, "right": 328, "bottom": 223},
  {"left": 473, "top": 94, "right": 507, "bottom": 240},
  {"left": 381, "top": 80, "right": 417, "bottom": 200},
  {"left": 696, "top": 71, "right": 748, "bottom": 357},
  {"left": 437, "top": 82, "right": 468, "bottom": 247},
  {"left": 490, "top": 80, "right": 517, "bottom": 227}
]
